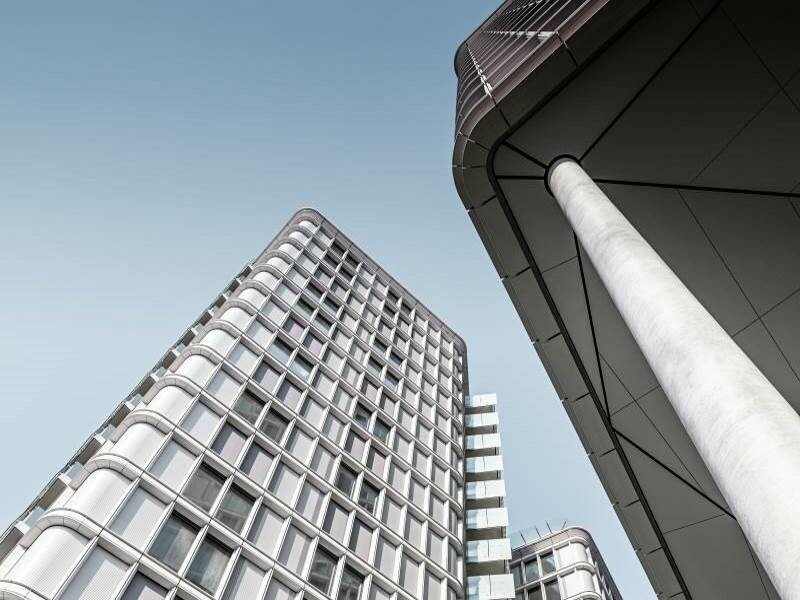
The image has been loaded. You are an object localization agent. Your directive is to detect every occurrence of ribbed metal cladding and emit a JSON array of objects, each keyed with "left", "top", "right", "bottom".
[
  {"left": 453, "top": 0, "right": 590, "bottom": 138},
  {"left": 464, "top": 394, "right": 514, "bottom": 600}
]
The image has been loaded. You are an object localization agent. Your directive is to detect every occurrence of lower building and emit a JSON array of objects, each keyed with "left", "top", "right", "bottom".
[{"left": 509, "top": 527, "right": 621, "bottom": 600}]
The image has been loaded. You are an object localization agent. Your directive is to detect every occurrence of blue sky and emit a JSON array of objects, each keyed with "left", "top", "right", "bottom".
[{"left": 0, "top": 2, "right": 654, "bottom": 598}]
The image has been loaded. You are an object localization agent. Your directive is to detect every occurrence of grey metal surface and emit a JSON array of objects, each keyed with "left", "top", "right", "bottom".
[{"left": 453, "top": 1, "right": 800, "bottom": 598}]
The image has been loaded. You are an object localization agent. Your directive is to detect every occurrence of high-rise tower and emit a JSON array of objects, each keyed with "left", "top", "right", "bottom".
[{"left": 0, "top": 210, "right": 513, "bottom": 600}]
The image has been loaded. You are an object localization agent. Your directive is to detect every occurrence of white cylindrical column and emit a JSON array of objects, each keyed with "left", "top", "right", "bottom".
[{"left": 547, "top": 157, "right": 800, "bottom": 600}]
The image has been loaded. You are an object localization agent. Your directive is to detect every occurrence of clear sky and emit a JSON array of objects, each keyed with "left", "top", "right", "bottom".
[{"left": 0, "top": 2, "right": 654, "bottom": 598}]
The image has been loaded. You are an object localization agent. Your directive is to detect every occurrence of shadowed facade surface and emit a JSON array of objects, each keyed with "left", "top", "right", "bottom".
[{"left": 453, "top": 1, "right": 800, "bottom": 599}]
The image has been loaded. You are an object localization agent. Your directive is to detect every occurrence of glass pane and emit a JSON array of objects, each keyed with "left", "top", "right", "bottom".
[
  {"left": 186, "top": 537, "right": 231, "bottom": 594},
  {"left": 216, "top": 486, "right": 254, "bottom": 533},
  {"left": 357, "top": 482, "right": 379, "bottom": 514},
  {"left": 544, "top": 580, "right": 560, "bottom": 600},
  {"left": 525, "top": 559, "right": 540, "bottom": 582},
  {"left": 260, "top": 410, "right": 290, "bottom": 443},
  {"left": 541, "top": 552, "right": 556, "bottom": 575},
  {"left": 247, "top": 504, "right": 284, "bottom": 557},
  {"left": 221, "top": 558, "right": 265, "bottom": 600},
  {"left": 148, "top": 514, "right": 198, "bottom": 571},
  {"left": 308, "top": 548, "right": 337, "bottom": 594},
  {"left": 184, "top": 465, "right": 225, "bottom": 512},
  {"left": 268, "top": 463, "right": 301, "bottom": 504},
  {"left": 337, "top": 566, "right": 363, "bottom": 600},
  {"left": 277, "top": 526, "right": 311, "bottom": 574},
  {"left": 211, "top": 424, "right": 247, "bottom": 464},
  {"left": 241, "top": 444, "right": 274, "bottom": 485},
  {"left": 119, "top": 573, "right": 168, "bottom": 600},
  {"left": 233, "top": 391, "right": 265, "bottom": 424}
]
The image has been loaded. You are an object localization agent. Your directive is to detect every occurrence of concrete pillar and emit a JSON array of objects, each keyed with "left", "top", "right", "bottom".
[{"left": 547, "top": 157, "right": 800, "bottom": 600}]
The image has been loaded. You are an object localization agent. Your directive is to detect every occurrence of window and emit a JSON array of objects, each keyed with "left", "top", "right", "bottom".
[
  {"left": 222, "top": 558, "right": 265, "bottom": 600},
  {"left": 229, "top": 342, "right": 258, "bottom": 374},
  {"left": 269, "top": 462, "right": 301, "bottom": 504},
  {"left": 216, "top": 485, "right": 254, "bottom": 533},
  {"left": 373, "top": 419, "right": 391, "bottom": 443},
  {"left": 308, "top": 548, "right": 337, "bottom": 594},
  {"left": 299, "top": 393, "right": 326, "bottom": 424},
  {"left": 149, "top": 441, "right": 195, "bottom": 491},
  {"left": 268, "top": 337, "right": 294, "bottom": 363},
  {"left": 240, "top": 443, "right": 274, "bottom": 484},
  {"left": 283, "top": 316, "right": 305, "bottom": 339},
  {"left": 528, "top": 586, "right": 543, "bottom": 600},
  {"left": 399, "top": 554, "right": 420, "bottom": 595},
  {"left": 287, "top": 428, "right": 314, "bottom": 462},
  {"left": 322, "top": 501, "right": 349, "bottom": 543},
  {"left": 374, "top": 536, "right": 396, "bottom": 577},
  {"left": 311, "top": 445, "right": 336, "bottom": 479},
  {"left": 335, "top": 464, "right": 358, "bottom": 497},
  {"left": 409, "top": 478, "right": 426, "bottom": 509},
  {"left": 541, "top": 552, "right": 556, "bottom": 575},
  {"left": 211, "top": 423, "right": 247, "bottom": 464},
  {"left": 544, "top": 580, "right": 561, "bottom": 600},
  {"left": 348, "top": 519, "right": 373, "bottom": 561},
  {"left": 181, "top": 402, "right": 220, "bottom": 445},
  {"left": 381, "top": 497, "right": 402, "bottom": 533},
  {"left": 260, "top": 409, "right": 290, "bottom": 443},
  {"left": 344, "top": 430, "right": 366, "bottom": 460},
  {"left": 109, "top": 487, "right": 166, "bottom": 549},
  {"left": 314, "top": 371, "right": 335, "bottom": 399},
  {"left": 357, "top": 481, "right": 379, "bottom": 514},
  {"left": 233, "top": 391, "right": 265, "bottom": 424},
  {"left": 119, "top": 573, "right": 168, "bottom": 600},
  {"left": 525, "top": 558, "right": 540, "bottom": 582},
  {"left": 253, "top": 361, "right": 281, "bottom": 391},
  {"left": 248, "top": 504, "right": 284, "bottom": 556},
  {"left": 60, "top": 546, "right": 127, "bottom": 600},
  {"left": 208, "top": 370, "right": 242, "bottom": 407},
  {"left": 366, "top": 448, "right": 386, "bottom": 476},
  {"left": 353, "top": 404, "right": 371, "bottom": 428},
  {"left": 388, "top": 462, "right": 406, "bottom": 492},
  {"left": 148, "top": 513, "right": 199, "bottom": 571},
  {"left": 184, "top": 464, "right": 225, "bottom": 512},
  {"left": 405, "top": 513, "right": 423, "bottom": 550},
  {"left": 290, "top": 354, "right": 314, "bottom": 381},
  {"left": 278, "top": 525, "right": 312, "bottom": 574},
  {"left": 296, "top": 482, "right": 325, "bottom": 523},
  {"left": 276, "top": 379, "right": 303, "bottom": 409},
  {"left": 323, "top": 414, "right": 345, "bottom": 443},
  {"left": 186, "top": 537, "right": 231, "bottom": 594},
  {"left": 247, "top": 320, "right": 272, "bottom": 348},
  {"left": 428, "top": 530, "right": 444, "bottom": 564},
  {"left": 337, "top": 566, "right": 363, "bottom": 600},
  {"left": 303, "top": 332, "right": 324, "bottom": 356},
  {"left": 511, "top": 564, "right": 523, "bottom": 587}
]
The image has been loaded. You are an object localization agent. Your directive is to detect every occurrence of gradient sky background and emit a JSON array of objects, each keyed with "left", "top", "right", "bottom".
[{"left": 0, "top": 2, "right": 654, "bottom": 598}]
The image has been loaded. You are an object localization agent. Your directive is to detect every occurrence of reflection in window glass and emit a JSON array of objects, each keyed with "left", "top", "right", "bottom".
[
  {"left": 148, "top": 514, "right": 198, "bottom": 571},
  {"left": 186, "top": 537, "right": 230, "bottom": 594},
  {"left": 337, "top": 566, "right": 363, "bottom": 600},
  {"left": 184, "top": 464, "right": 225, "bottom": 512},
  {"left": 232, "top": 391, "right": 264, "bottom": 424},
  {"left": 308, "top": 548, "right": 337, "bottom": 594},
  {"left": 216, "top": 486, "right": 253, "bottom": 533},
  {"left": 541, "top": 552, "right": 556, "bottom": 574}
]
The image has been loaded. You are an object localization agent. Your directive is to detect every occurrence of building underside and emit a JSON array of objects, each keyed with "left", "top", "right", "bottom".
[{"left": 453, "top": 0, "right": 800, "bottom": 598}]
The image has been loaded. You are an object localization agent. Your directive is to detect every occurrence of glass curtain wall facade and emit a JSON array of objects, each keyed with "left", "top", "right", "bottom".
[
  {"left": 464, "top": 394, "right": 514, "bottom": 600},
  {"left": 0, "top": 209, "right": 469, "bottom": 600}
]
